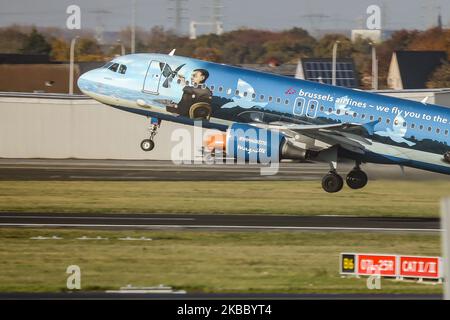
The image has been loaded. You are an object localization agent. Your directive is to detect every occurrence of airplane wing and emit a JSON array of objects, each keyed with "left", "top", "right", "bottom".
[
  {"left": 265, "top": 121, "right": 376, "bottom": 134},
  {"left": 251, "top": 120, "right": 379, "bottom": 154}
]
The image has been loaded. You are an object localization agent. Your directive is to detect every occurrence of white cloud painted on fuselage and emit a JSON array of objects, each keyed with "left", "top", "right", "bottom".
[
  {"left": 221, "top": 79, "right": 268, "bottom": 109},
  {"left": 374, "top": 112, "right": 416, "bottom": 146}
]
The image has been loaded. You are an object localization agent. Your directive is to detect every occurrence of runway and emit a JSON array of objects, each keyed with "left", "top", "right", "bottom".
[
  {"left": 0, "top": 213, "right": 440, "bottom": 233},
  {"left": 0, "top": 158, "right": 448, "bottom": 181}
]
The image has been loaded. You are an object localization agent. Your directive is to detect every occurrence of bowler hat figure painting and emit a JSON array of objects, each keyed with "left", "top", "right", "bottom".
[{"left": 166, "top": 68, "right": 212, "bottom": 120}]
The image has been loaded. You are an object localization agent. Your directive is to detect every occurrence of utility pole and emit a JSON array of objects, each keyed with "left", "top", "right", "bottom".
[
  {"left": 175, "top": 0, "right": 182, "bottom": 35},
  {"left": 371, "top": 43, "right": 378, "bottom": 90},
  {"left": 332, "top": 41, "right": 340, "bottom": 86},
  {"left": 168, "top": 0, "right": 187, "bottom": 35},
  {"left": 87, "top": 9, "right": 111, "bottom": 45},
  {"left": 117, "top": 40, "right": 125, "bottom": 56},
  {"left": 211, "top": 0, "right": 223, "bottom": 34},
  {"left": 131, "top": 0, "right": 136, "bottom": 53},
  {"left": 69, "top": 36, "right": 79, "bottom": 95}
]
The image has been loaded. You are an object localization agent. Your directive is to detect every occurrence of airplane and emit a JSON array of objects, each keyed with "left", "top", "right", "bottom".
[{"left": 77, "top": 52, "right": 450, "bottom": 193}]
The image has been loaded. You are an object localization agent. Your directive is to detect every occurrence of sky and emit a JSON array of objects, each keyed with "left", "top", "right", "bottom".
[{"left": 0, "top": 0, "right": 448, "bottom": 34}]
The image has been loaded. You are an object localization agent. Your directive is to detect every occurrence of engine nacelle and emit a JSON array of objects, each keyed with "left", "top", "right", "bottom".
[{"left": 204, "top": 123, "right": 309, "bottom": 163}]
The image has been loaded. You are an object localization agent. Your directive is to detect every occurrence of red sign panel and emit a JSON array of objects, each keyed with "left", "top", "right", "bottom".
[
  {"left": 357, "top": 254, "right": 397, "bottom": 276},
  {"left": 399, "top": 256, "right": 440, "bottom": 279}
]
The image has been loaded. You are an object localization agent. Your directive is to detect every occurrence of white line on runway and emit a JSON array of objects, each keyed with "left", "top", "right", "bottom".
[
  {"left": 0, "top": 223, "right": 441, "bottom": 233},
  {"left": 0, "top": 167, "right": 324, "bottom": 174},
  {"left": 0, "top": 216, "right": 196, "bottom": 221},
  {"left": 0, "top": 166, "right": 296, "bottom": 171},
  {"left": 318, "top": 215, "right": 358, "bottom": 217}
]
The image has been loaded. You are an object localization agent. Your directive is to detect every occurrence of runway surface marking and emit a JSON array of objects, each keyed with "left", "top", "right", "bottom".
[
  {"left": 1, "top": 159, "right": 447, "bottom": 181},
  {"left": 0, "top": 223, "right": 440, "bottom": 232},
  {"left": 0, "top": 213, "right": 439, "bottom": 233},
  {"left": 0, "top": 216, "right": 195, "bottom": 221}
]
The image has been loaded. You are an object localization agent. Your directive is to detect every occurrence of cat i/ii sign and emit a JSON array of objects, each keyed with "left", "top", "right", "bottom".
[{"left": 340, "top": 253, "right": 443, "bottom": 281}]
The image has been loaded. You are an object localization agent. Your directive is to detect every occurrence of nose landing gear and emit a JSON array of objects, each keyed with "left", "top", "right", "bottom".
[
  {"left": 140, "top": 139, "right": 155, "bottom": 152},
  {"left": 140, "top": 118, "right": 161, "bottom": 152}
]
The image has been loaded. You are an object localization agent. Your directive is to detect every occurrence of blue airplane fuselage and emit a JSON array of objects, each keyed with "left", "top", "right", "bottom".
[{"left": 78, "top": 53, "right": 450, "bottom": 175}]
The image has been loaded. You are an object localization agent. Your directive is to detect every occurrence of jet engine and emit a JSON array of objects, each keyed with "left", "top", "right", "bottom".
[{"left": 204, "top": 123, "right": 311, "bottom": 163}]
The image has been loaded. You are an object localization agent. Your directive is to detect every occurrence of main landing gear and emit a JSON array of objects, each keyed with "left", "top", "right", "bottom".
[
  {"left": 321, "top": 163, "right": 368, "bottom": 193},
  {"left": 345, "top": 165, "right": 368, "bottom": 190},
  {"left": 322, "top": 170, "right": 344, "bottom": 193},
  {"left": 140, "top": 117, "right": 161, "bottom": 152}
]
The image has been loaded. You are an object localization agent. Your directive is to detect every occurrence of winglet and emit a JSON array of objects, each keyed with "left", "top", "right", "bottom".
[
  {"left": 168, "top": 49, "right": 176, "bottom": 56},
  {"left": 421, "top": 96, "right": 429, "bottom": 104},
  {"left": 362, "top": 120, "right": 379, "bottom": 136}
]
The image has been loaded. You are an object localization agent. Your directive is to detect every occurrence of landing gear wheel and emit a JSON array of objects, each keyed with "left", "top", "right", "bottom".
[
  {"left": 140, "top": 118, "right": 160, "bottom": 152},
  {"left": 322, "top": 172, "right": 344, "bottom": 193},
  {"left": 140, "top": 139, "right": 155, "bottom": 152},
  {"left": 346, "top": 169, "right": 368, "bottom": 189}
]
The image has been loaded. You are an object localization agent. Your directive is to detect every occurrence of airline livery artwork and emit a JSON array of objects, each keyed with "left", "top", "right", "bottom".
[
  {"left": 149, "top": 62, "right": 269, "bottom": 122},
  {"left": 374, "top": 113, "right": 416, "bottom": 147},
  {"left": 78, "top": 53, "right": 450, "bottom": 193}
]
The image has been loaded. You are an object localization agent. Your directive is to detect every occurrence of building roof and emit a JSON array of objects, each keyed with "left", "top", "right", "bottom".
[
  {"left": 395, "top": 51, "right": 447, "bottom": 89},
  {"left": 0, "top": 54, "right": 51, "bottom": 64},
  {"left": 373, "top": 88, "right": 450, "bottom": 94},
  {"left": 0, "top": 61, "right": 104, "bottom": 94},
  {"left": 239, "top": 63, "right": 298, "bottom": 77},
  {"left": 77, "top": 61, "right": 105, "bottom": 74},
  {"left": 0, "top": 55, "right": 104, "bottom": 73}
]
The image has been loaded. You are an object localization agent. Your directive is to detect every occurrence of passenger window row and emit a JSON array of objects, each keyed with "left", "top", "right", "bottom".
[
  {"left": 290, "top": 97, "right": 449, "bottom": 137},
  {"left": 311, "top": 102, "right": 450, "bottom": 136},
  {"left": 173, "top": 79, "right": 450, "bottom": 138},
  {"left": 175, "top": 81, "right": 292, "bottom": 105}
]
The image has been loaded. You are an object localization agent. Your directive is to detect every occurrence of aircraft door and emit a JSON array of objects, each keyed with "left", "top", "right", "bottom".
[
  {"left": 143, "top": 60, "right": 164, "bottom": 94},
  {"left": 293, "top": 97, "right": 306, "bottom": 116},
  {"left": 306, "top": 99, "right": 318, "bottom": 118}
]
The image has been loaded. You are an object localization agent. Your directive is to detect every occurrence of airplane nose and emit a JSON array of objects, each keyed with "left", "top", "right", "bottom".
[
  {"left": 78, "top": 70, "right": 95, "bottom": 82},
  {"left": 77, "top": 70, "right": 97, "bottom": 95}
]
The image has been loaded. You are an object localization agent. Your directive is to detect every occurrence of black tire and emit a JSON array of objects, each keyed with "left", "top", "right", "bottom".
[
  {"left": 346, "top": 170, "right": 368, "bottom": 189},
  {"left": 140, "top": 139, "right": 155, "bottom": 152},
  {"left": 444, "top": 151, "right": 450, "bottom": 163},
  {"left": 321, "top": 172, "right": 344, "bottom": 193}
]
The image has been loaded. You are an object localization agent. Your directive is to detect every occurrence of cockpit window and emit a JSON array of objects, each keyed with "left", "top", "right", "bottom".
[
  {"left": 108, "top": 63, "right": 119, "bottom": 72},
  {"left": 118, "top": 65, "right": 127, "bottom": 74},
  {"left": 103, "top": 62, "right": 113, "bottom": 69}
]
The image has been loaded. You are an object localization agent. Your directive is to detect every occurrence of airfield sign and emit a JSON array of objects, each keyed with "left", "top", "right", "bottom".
[{"left": 340, "top": 253, "right": 443, "bottom": 281}]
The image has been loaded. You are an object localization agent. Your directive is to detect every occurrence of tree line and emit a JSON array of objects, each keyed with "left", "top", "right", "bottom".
[{"left": 0, "top": 25, "right": 448, "bottom": 89}]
